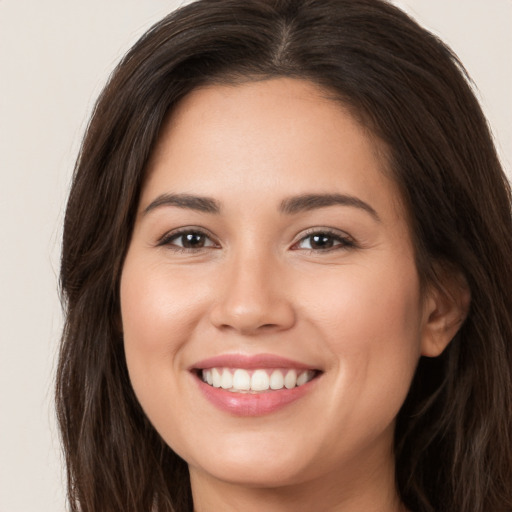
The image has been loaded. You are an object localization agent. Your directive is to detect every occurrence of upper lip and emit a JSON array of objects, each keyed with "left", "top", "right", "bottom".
[{"left": 190, "top": 353, "right": 320, "bottom": 371}]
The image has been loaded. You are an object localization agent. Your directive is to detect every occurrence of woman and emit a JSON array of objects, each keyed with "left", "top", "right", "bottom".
[{"left": 56, "top": 0, "right": 512, "bottom": 511}]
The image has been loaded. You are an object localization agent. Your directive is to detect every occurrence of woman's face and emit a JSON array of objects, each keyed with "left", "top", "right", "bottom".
[{"left": 120, "top": 78, "right": 436, "bottom": 492}]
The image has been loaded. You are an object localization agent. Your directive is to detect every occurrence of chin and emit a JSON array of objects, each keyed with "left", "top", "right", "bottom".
[
  {"left": 192, "top": 455, "right": 311, "bottom": 489},
  {"left": 177, "top": 428, "right": 317, "bottom": 488}
]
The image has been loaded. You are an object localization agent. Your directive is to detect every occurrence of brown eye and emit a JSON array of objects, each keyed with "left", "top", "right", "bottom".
[
  {"left": 295, "top": 231, "right": 354, "bottom": 251},
  {"left": 178, "top": 232, "right": 207, "bottom": 248},
  {"left": 308, "top": 234, "right": 336, "bottom": 249},
  {"left": 160, "top": 230, "right": 217, "bottom": 250}
]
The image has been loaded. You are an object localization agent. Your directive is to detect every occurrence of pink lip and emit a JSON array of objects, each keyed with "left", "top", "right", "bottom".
[
  {"left": 191, "top": 353, "right": 316, "bottom": 371},
  {"left": 190, "top": 353, "right": 321, "bottom": 416}
]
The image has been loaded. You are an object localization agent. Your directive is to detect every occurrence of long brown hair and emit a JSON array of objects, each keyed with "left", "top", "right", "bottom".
[{"left": 56, "top": 1, "right": 512, "bottom": 510}]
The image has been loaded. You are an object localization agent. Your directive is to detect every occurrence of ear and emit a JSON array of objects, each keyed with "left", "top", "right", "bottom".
[{"left": 420, "top": 265, "right": 471, "bottom": 357}]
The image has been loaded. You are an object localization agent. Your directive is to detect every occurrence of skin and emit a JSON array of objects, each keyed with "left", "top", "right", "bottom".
[{"left": 120, "top": 78, "right": 465, "bottom": 512}]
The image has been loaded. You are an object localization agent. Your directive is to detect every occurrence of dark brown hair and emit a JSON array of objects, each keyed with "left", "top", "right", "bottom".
[{"left": 56, "top": 1, "right": 512, "bottom": 511}]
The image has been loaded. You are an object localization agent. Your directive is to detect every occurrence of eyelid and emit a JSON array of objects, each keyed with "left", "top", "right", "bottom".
[
  {"left": 291, "top": 227, "right": 356, "bottom": 251},
  {"left": 155, "top": 225, "right": 355, "bottom": 252},
  {"left": 156, "top": 226, "right": 220, "bottom": 249}
]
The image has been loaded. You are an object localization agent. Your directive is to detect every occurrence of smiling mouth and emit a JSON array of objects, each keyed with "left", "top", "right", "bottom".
[{"left": 198, "top": 368, "right": 320, "bottom": 393}]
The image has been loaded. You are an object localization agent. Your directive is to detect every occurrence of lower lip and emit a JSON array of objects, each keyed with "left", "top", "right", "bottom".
[{"left": 194, "top": 373, "right": 318, "bottom": 416}]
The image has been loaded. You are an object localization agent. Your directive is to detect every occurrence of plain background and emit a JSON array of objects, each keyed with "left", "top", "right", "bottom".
[{"left": 0, "top": 1, "right": 510, "bottom": 510}]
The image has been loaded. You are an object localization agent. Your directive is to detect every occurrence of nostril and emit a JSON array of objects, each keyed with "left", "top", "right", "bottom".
[{"left": 260, "top": 323, "right": 280, "bottom": 330}]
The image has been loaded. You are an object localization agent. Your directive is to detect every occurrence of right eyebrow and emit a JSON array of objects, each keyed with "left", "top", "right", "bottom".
[
  {"left": 280, "top": 193, "right": 380, "bottom": 221},
  {"left": 142, "top": 193, "right": 221, "bottom": 215}
]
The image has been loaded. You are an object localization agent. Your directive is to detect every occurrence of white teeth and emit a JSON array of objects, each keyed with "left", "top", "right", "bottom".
[
  {"left": 200, "top": 368, "right": 316, "bottom": 393},
  {"left": 232, "top": 369, "right": 251, "bottom": 390},
  {"left": 212, "top": 368, "right": 222, "bottom": 388},
  {"left": 269, "top": 369, "right": 284, "bottom": 389},
  {"left": 296, "top": 370, "right": 309, "bottom": 386},
  {"left": 251, "top": 369, "right": 270, "bottom": 391},
  {"left": 284, "top": 369, "right": 297, "bottom": 389},
  {"left": 220, "top": 370, "right": 233, "bottom": 389}
]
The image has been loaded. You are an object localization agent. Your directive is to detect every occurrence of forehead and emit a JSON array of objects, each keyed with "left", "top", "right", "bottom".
[{"left": 142, "top": 78, "right": 403, "bottom": 221}]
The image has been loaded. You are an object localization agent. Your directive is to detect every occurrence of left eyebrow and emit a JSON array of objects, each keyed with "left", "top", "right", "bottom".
[
  {"left": 143, "top": 193, "right": 221, "bottom": 215},
  {"left": 280, "top": 193, "right": 380, "bottom": 221}
]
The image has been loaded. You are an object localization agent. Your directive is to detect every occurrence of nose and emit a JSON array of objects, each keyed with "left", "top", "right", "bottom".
[{"left": 209, "top": 251, "right": 296, "bottom": 335}]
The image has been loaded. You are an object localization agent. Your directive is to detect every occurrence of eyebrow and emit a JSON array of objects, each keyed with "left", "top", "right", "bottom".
[
  {"left": 280, "top": 193, "right": 380, "bottom": 221},
  {"left": 143, "top": 192, "right": 379, "bottom": 221},
  {"left": 143, "top": 193, "right": 221, "bottom": 215}
]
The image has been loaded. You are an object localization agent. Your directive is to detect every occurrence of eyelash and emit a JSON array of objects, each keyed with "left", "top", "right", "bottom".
[
  {"left": 291, "top": 228, "right": 356, "bottom": 252},
  {"left": 157, "top": 227, "right": 356, "bottom": 253},
  {"left": 157, "top": 228, "right": 219, "bottom": 252}
]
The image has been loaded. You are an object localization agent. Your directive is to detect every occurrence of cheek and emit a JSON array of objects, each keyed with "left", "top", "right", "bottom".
[
  {"left": 310, "top": 257, "right": 423, "bottom": 352},
  {"left": 121, "top": 260, "right": 207, "bottom": 356},
  {"left": 119, "top": 256, "right": 209, "bottom": 410},
  {"left": 119, "top": 256, "right": 213, "bottom": 448},
  {"left": 300, "top": 259, "right": 423, "bottom": 426}
]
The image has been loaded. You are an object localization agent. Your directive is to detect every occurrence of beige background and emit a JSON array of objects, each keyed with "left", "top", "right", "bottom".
[{"left": 0, "top": 1, "right": 510, "bottom": 510}]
